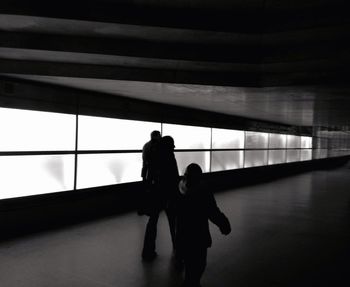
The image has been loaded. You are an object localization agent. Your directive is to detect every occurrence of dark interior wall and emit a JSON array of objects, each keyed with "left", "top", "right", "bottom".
[
  {"left": 1, "top": 0, "right": 347, "bottom": 32},
  {"left": 262, "top": 0, "right": 350, "bottom": 130},
  {"left": 261, "top": 1, "right": 350, "bottom": 141}
]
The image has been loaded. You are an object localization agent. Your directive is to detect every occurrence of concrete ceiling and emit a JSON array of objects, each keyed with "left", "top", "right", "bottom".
[
  {"left": 0, "top": 0, "right": 349, "bottom": 129},
  {"left": 0, "top": 74, "right": 317, "bottom": 127}
]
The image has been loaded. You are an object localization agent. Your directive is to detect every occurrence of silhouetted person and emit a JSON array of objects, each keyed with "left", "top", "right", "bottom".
[
  {"left": 138, "top": 130, "right": 162, "bottom": 217},
  {"left": 141, "top": 135, "right": 180, "bottom": 261},
  {"left": 141, "top": 130, "right": 161, "bottom": 185},
  {"left": 175, "top": 163, "right": 231, "bottom": 287},
  {"left": 157, "top": 136, "right": 180, "bottom": 248}
]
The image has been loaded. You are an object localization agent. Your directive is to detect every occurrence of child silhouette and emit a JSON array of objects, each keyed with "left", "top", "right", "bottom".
[{"left": 175, "top": 163, "right": 231, "bottom": 287}]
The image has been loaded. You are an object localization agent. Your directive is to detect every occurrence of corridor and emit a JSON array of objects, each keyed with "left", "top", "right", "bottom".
[{"left": 1, "top": 167, "right": 350, "bottom": 287}]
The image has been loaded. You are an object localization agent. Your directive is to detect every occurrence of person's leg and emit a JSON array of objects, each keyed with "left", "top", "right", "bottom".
[
  {"left": 196, "top": 248, "right": 207, "bottom": 284},
  {"left": 165, "top": 204, "right": 177, "bottom": 250},
  {"left": 183, "top": 247, "right": 207, "bottom": 287},
  {"left": 142, "top": 211, "right": 160, "bottom": 260}
]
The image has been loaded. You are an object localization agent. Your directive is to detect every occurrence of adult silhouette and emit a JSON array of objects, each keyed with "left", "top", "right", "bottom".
[
  {"left": 138, "top": 130, "right": 161, "bottom": 217},
  {"left": 141, "top": 135, "right": 179, "bottom": 261},
  {"left": 141, "top": 130, "right": 161, "bottom": 185},
  {"left": 175, "top": 163, "right": 231, "bottom": 287}
]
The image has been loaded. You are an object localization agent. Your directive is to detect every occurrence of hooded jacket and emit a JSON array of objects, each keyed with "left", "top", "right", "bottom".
[{"left": 176, "top": 179, "right": 231, "bottom": 249}]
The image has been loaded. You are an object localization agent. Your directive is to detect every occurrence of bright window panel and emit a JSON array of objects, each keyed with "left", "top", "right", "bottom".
[
  {"left": 77, "top": 153, "right": 142, "bottom": 189},
  {"left": 211, "top": 151, "right": 243, "bottom": 172},
  {"left": 175, "top": 152, "right": 210, "bottom": 175},
  {"left": 301, "top": 136, "right": 312, "bottom": 149},
  {"left": 268, "top": 150, "right": 286, "bottom": 165},
  {"left": 0, "top": 107, "right": 76, "bottom": 151},
  {"left": 244, "top": 150, "right": 268, "bottom": 168},
  {"left": 0, "top": 155, "right": 74, "bottom": 200},
  {"left": 78, "top": 115, "right": 161, "bottom": 150},
  {"left": 315, "top": 138, "right": 328, "bottom": 149},
  {"left": 245, "top": 132, "right": 269, "bottom": 149},
  {"left": 269, "top": 133, "right": 287, "bottom": 149},
  {"left": 212, "top": 128, "right": 244, "bottom": 149},
  {"left": 327, "top": 150, "right": 348, "bottom": 157},
  {"left": 286, "top": 150, "right": 301, "bottom": 162},
  {"left": 313, "top": 149, "right": 328, "bottom": 159},
  {"left": 301, "top": 150, "right": 312, "bottom": 161},
  {"left": 287, "top": 135, "right": 301, "bottom": 148},
  {"left": 319, "top": 138, "right": 328, "bottom": 149},
  {"left": 162, "top": 124, "right": 211, "bottom": 149}
]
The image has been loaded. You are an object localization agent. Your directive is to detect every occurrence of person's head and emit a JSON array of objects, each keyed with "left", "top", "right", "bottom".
[
  {"left": 150, "top": 130, "right": 161, "bottom": 141},
  {"left": 184, "top": 163, "right": 202, "bottom": 189},
  {"left": 161, "top": 135, "right": 175, "bottom": 150}
]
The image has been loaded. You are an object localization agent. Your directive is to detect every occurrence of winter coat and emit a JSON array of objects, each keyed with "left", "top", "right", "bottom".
[{"left": 176, "top": 180, "right": 231, "bottom": 249}]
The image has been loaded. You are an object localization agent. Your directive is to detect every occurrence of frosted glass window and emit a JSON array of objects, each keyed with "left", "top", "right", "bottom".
[
  {"left": 327, "top": 150, "right": 344, "bottom": 157},
  {"left": 287, "top": 135, "right": 301, "bottom": 148},
  {"left": 244, "top": 150, "right": 268, "bottom": 168},
  {"left": 162, "top": 124, "right": 211, "bottom": 149},
  {"left": 313, "top": 149, "right": 328, "bottom": 159},
  {"left": 268, "top": 150, "right": 286, "bottom": 165},
  {"left": 0, "top": 107, "right": 76, "bottom": 151},
  {"left": 286, "top": 150, "right": 301, "bottom": 162},
  {"left": 315, "top": 138, "right": 328, "bottom": 149},
  {"left": 319, "top": 138, "right": 328, "bottom": 149},
  {"left": 245, "top": 132, "right": 269, "bottom": 149},
  {"left": 212, "top": 128, "right": 244, "bottom": 149},
  {"left": 330, "top": 150, "right": 350, "bottom": 157},
  {"left": 269, "top": 133, "right": 287, "bottom": 149},
  {"left": 78, "top": 115, "right": 161, "bottom": 150},
  {"left": 301, "top": 150, "right": 312, "bottom": 161},
  {"left": 211, "top": 151, "right": 244, "bottom": 172},
  {"left": 0, "top": 155, "right": 74, "bottom": 200},
  {"left": 175, "top": 152, "right": 210, "bottom": 175},
  {"left": 301, "top": 136, "right": 312, "bottom": 149},
  {"left": 77, "top": 153, "right": 142, "bottom": 189}
]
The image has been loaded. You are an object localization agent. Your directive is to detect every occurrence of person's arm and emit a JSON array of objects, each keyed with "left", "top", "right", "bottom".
[
  {"left": 141, "top": 144, "right": 148, "bottom": 179},
  {"left": 207, "top": 192, "right": 231, "bottom": 235}
]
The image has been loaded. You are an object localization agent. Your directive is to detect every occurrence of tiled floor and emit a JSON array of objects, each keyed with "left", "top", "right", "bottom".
[{"left": 1, "top": 167, "right": 350, "bottom": 287}]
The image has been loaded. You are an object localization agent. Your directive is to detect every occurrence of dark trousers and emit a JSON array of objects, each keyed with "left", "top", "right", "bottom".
[
  {"left": 183, "top": 246, "right": 207, "bottom": 287},
  {"left": 142, "top": 204, "right": 176, "bottom": 256}
]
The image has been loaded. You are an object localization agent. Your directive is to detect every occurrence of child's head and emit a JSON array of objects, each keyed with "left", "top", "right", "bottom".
[{"left": 184, "top": 163, "right": 202, "bottom": 189}]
